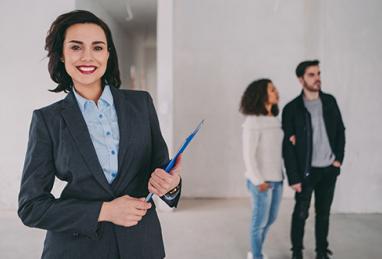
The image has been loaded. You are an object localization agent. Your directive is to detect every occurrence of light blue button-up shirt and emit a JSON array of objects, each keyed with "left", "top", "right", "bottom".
[{"left": 73, "top": 85, "right": 120, "bottom": 184}]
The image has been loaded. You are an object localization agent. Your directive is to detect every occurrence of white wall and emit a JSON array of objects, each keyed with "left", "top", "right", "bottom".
[
  {"left": 318, "top": 0, "right": 382, "bottom": 213},
  {"left": 128, "top": 30, "right": 157, "bottom": 96},
  {"left": 171, "top": 0, "right": 382, "bottom": 213},
  {"left": 0, "top": 0, "right": 76, "bottom": 209},
  {"left": 157, "top": 0, "right": 175, "bottom": 155},
  {"left": 173, "top": 0, "right": 305, "bottom": 198}
]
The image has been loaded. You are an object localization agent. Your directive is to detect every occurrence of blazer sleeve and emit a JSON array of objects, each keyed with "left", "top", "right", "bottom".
[
  {"left": 145, "top": 93, "right": 181, "bottom": 207},
  {"left": 18, "top": 110, "right": 103, "bottom": 239},
  {"left": 242, "top": 128, "right": 264, "bottom": 185},
  {"left": 333, "top": 98, "right": 346, "bottom": 164},
  {"left": 281, "top": 105, "right": 301, "bottom": 185}
]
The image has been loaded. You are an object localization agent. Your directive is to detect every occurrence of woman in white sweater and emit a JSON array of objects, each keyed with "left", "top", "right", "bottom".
[{"left": 240, "top": 79, "right": 284, "bottom": 259}]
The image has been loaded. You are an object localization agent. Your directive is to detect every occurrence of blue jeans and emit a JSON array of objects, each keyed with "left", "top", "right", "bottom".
[{"left": 247, "top": 180, "right": 283, "bottom": 259}]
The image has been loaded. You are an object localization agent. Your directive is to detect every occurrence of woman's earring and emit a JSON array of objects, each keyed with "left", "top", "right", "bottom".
[{"left": 61, "top": 58, "right": 64, "bottom": 63}]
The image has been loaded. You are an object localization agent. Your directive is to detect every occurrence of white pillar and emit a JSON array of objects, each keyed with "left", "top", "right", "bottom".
[
  {"left": 157, "top": 0, "right": 174, "bottom": 156},
  {"left": 155, "top": 0, "right": 175, "bottom": 211}
]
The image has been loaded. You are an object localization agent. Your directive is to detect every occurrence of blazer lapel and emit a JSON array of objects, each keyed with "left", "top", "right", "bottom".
[
  {"left": 110, "top": 87, "right": 137, "bottom": 192},
  {"left": 61, "top": 92, "right": 114, "bottom": 197}
]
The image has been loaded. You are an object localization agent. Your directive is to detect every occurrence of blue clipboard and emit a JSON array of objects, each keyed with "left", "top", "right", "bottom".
[{"left": 145, "top": 120, "right": 204, "bottom": 202}]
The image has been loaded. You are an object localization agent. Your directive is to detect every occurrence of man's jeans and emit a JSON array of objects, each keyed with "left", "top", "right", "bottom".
[
  {"left": 247, "top": 180, "right": 283, "bottom": 259},
  {"left": 291, "top": 165, "right": 340, "bottom": 253}
]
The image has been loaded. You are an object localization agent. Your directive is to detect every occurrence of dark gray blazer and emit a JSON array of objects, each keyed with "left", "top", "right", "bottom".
[{"left": 18, "top": 86, "right": 180, "bottom": 259}]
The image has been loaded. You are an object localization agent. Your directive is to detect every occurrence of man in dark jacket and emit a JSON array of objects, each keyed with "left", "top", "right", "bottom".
[{"left": 282, "top": 60, "right": 345, "bottom": 259}]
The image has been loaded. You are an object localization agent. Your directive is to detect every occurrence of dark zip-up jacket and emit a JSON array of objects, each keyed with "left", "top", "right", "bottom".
[{"left": 282, "top": 91, "right": 345, "bottom": 185}]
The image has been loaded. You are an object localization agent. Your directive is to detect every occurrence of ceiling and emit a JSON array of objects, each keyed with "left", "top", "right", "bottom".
[{"left": 95, "top": 0, "right": 157, "bottom": 31}]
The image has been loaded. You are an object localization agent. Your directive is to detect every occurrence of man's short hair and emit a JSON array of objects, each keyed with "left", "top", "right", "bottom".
[{"left": 295, "top": 60, "right": 320, "bottom": 78}]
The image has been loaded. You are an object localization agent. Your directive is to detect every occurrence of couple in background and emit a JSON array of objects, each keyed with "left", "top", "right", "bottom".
[{"left": 241, "top": 60, "right": 346, "bottom": 259}]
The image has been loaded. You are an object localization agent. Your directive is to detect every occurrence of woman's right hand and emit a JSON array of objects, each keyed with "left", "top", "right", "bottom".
[
  {"left": 98, "top": 195, "right": 152, "bottom": 227},
  {"left": 257, "top": 182, "right": 270, "bottom": 192}
]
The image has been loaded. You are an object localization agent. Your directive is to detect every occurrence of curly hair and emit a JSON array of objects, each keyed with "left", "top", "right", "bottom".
[
  {"left": 240, "top": 78, "right": 279, "bottom": 116},
  {"left": 45, "top": 10, "right": 121, "bottom": 93}
]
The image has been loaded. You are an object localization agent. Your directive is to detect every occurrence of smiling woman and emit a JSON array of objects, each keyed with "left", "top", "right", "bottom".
[
  {"left": 62, "top": 23, "right": 110, "bottom": 100},
  {"left": 45, "top": 10, "right": 121, "bottom": 94},
  {"left": 18, "top": 10, "right": 182, "bottom": 259}
]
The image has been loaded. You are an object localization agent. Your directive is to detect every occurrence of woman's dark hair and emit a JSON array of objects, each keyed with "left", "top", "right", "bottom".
[
  {"left": 240, "top": 78, "right": 279, "bottom": 116},
  {"left": 45, "top": 10, "right": 121, "bottom": 93}
]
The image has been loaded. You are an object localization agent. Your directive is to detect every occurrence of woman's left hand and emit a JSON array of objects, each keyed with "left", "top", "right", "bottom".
[{"left": 148, "top": 155, "right": 182, "bottom": 197}]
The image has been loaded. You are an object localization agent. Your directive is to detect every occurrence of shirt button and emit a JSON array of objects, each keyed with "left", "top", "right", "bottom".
[
  {"left": 99, "top": 114, "right": 103, "bottom": 119},
  {"left": 111, "top": 172, "right": 117, "bottom": 178},
  {"left": 111, "top": 150, "right": 115, "bottom": 155},
  {"left": 106, "top": 131, "right": 111, "bottom": 136}
]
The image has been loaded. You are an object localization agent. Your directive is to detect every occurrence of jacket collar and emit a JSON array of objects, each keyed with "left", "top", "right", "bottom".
[
  {"left": 109, "top": 86, "right": 139, "bottom": 192},
  {"left": 61, "top": 90, "right": 115, "bottom": 196},
  {"left": 297, "top": 90, "right": 327, "bottom": 107},
  {"left": 61, "top": 86, "right": 140, "bottom": 195},
  {"left": 297, "top": 90, "right": 331, "bottom": 116}
]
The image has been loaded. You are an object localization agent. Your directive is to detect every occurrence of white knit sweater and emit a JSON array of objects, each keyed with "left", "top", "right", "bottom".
[{"left": 242, "top": 115, "right": 284, "bottom": 185}]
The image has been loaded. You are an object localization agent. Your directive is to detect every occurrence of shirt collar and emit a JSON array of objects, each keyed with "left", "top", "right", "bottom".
[
  {"left": 99, "top": 85, "right": 114, "bottom": 107},
  {"left": 73, "top": 85, "right": 114, "bottom": 113}
]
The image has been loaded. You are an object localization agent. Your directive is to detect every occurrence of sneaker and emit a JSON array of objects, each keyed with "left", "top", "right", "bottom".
[
  {"left": 247, "top": 251, "right": 268, "bottom": 259},
  {"left": 316, "top": 249, "right": 333, "bottom": 259},
  {"left": 292, "top": 251, "right": 303, "bottom": 259}
]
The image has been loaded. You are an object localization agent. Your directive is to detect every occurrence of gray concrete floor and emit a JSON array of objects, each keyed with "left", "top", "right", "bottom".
[{"left": 1, "top": 198, "right": 381, "bottom": 259}]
